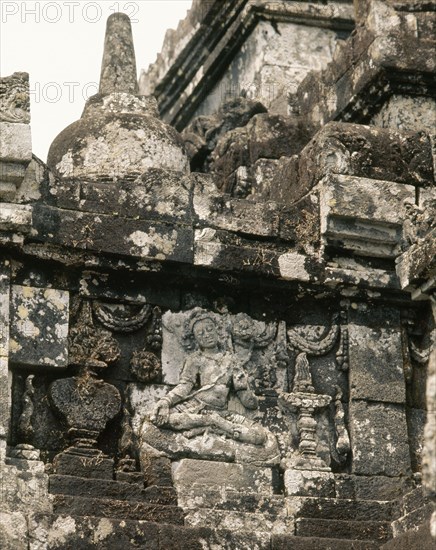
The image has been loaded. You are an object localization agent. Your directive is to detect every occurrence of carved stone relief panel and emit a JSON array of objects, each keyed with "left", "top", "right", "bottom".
[{"left": 131, "top": 306, "right": 349, "bottom": 472}]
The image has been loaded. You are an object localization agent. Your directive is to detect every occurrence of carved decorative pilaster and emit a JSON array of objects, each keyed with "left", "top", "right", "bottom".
[
  {"left": 332, "top": 386, "right": 350, "bottom": 464},
  {"left": 279, "top": 388, "right": 331, "bottom": 471}
]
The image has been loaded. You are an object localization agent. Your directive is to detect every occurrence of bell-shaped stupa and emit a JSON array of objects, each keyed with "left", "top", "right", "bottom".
[{"left": 47, "top": 13, "right": 189, "bottom": 183}]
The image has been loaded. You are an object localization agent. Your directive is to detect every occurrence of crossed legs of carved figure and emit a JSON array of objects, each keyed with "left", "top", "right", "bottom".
[{"left": 167, "top": 411, "right": 267, "bottom": 446}]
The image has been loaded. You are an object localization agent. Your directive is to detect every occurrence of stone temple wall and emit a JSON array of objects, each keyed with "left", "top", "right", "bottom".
[{"left": 0, "top": 1, "right": 435, "bottom": 549}]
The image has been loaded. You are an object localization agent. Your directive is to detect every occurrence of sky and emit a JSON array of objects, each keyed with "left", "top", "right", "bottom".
[{"left": 1, "top": 0, "right": 192, "bottom": 161}]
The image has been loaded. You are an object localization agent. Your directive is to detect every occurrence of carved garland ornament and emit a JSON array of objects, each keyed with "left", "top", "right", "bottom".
[
  {"left": 92, "top": 301, "right": 152, "bottom": 333},
  {"left": 287, "top": 313, "right": 340, "bottom": 356}
]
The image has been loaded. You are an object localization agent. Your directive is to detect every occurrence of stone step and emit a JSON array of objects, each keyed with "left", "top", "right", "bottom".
[
  {"left": 30, "top": 513, "right": 273, "bottom": 549},
  {"left": 272, "top": 534, "right": 381, "bottom": 549},
  {"left": 287, "top": 496, "right": 399, "bottom": 521},
  {"left": 184, "top": 507, "right": 292, "bottom": 534},
  {"left": 49, "top": 474, "right": 177, "bottom": 505},
  {"left": 392, "top": 502, "right": 434, "bottom": 537},
  {"left": 334, "top": 474, "right": 414, "bottom": 502},
  {"left": 52, "top": 494, "right": 185, "bottom": 524},
  {"left": 380, "top": 517, "right": 434, "bottom": 549},
  {"left": 402, "top": 485, "right": 431, "bottom": 515},
  {"left": 178, "top": 485, "right": 284, "bottom": 514},
  {"left": 296, "top": 517, "right": 391, "bottom": 543}
]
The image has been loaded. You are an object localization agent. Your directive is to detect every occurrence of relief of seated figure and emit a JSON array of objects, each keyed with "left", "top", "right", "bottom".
[{"left": 138, "top": 309, "right": 280, "bottom": 466}]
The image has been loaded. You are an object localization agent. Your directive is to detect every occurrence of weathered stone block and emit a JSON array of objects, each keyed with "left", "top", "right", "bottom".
[
  {"left": 349, "top": 400, "right": 411, "bottom": 476},
  {"left": 371, "top": 95, "right": 436, "bottom": 134},
  {"left": 272, "top": 534, "right": 379, "bottom": 549},
  {"left": 348, "top": 306, "right": 405, "bottom": 404},
  {"left": 300, "top": 123, "right": 433, "bottom": 192},
  {"left": 407, "top": 408, "right": 426, "bottom": 472},
  {"left": 277, "top": 252, "right": 312, "bottom": 282},
  {"left": 173, "top": 459, "right": 273, "bottom": 495},
  {"left": 10, "top": 285, "right": 69, "bottom": 368},
  {"left": 0, "top": 123, "right": 31, "bottom": 164},
  {"left": 0, "top": 204, "right": 32, "bottom": 232},
  {"left": 184, "top": 507, "right": 292, "bottom": 535},
  {"left": 381, "top": 518, "right": 435, "bottom": 550},
  {"left": 392, "top": 503, "right": 434, "bottom": 538},
  {"left": 403, "top": 486, "right": 431, "bottom": 516},
  {"left": 178, "top": 486, "right": 283, "bottom": 515},
  {"left": 28, "top": 514, "right": 161, "bottom": 550},
  {"left": 286, "top": 496, "right": 397, "bottom": 522},
  {"left": 284, "top": 469, "right": 335, "bottom": 498},
  {"left": 52, "top": 494, "right": 185, "bottom": 524},
  {"left": 0, "top": 162, "right": 27, "bottom": 185},
  {"left": 0, "top": 261, "right": 10, "bottom": 440},
  {"left": 320, "top": 175, "right": 414, "bottom": 258},
  {"left": 53, "top": 453, "right": 114, "bottom": 480},
  {"left": 193, "top": 175, "right": 279, "bottom": 237},
  {"left": 334, "top": 474, "right": 414, "bottom": 501},
  {"left": 118, "top": 170, "right": 192, "bottom": 222},
  {"left": 396, "top": 228, "right": 436, "bottom": 290},
  {"left": 0, "top": 511, "right": 28, "bottom": 550},
  {"left": 295, "top": 517, "right": 391, "bottom": 542},
  {"left": 31, "top": 205, "right": 194, "bottom": 264},
  {"left": 0, "top": 358, "right": 9, "bottom": 439},
  {"left": 0, "top": 458, "right": 51, "bottom": 514},
  {"left": 322, "top": 175, "right": 415, "bottom": 227},
  {"left": 76, "top": 169, "right": 193, "bottom": 224}
]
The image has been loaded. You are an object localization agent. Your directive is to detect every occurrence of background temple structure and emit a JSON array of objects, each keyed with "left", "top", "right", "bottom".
[{"left": 0, "top": 1, "right": 435, "bottom": 548}]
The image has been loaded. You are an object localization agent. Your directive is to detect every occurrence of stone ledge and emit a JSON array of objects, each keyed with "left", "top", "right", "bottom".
[
  {"left": 52, "top": 494, "right": 185, "bottom": 524},
  {"left": 295, "top": 517, "right": 392, "bottom": 542}
]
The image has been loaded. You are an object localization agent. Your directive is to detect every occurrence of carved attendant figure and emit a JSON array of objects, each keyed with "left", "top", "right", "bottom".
[{"left": 151, "top": 311, "right": 267, "bottom": 445}]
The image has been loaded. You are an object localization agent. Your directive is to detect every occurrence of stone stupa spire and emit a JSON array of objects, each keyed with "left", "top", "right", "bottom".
[
  {"left": 47, "top": 13, "right": 189, "bottom": 183},
  {"left": 99, "top": 13, "right": 139, "bottom": 95}
]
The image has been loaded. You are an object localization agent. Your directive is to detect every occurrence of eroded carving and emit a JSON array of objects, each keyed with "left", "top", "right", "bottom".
[
  {"left": 287, "top": 313, "right": 340, "bottom": 357},
  {"left": 138, "top": 308, "right": 280, "bottom": 466},
  {"left": 332, "top": 386, "right": 350, "bottom": 465},
  {"left": 279, "top": 353, "right": 332, "bottom": 471},
  {"left": 130, "top": 350, "right": 161, "bottom": 383},
  {"left": 49, "top": 367, "right": 121, "bottom": 461},
  {"left": 69, "top": 299, "right": 120, "bottom": 368},
  {"left": 403, "top": 201, "right": 436, "bottom": 248},
  {"left": 230, "top": 312, "right": 278, "bottom": 391},
  {"left": 0, "top": 72, "right": 30, "bottom": 123},
  {"left": 93, "top": 301, "right": 152, "bottom": 333},
  {"left": 336, "top": 311, "right": 349, "bottom": 371},
  {"left": 18, "top": 374, "right": 35, "bottom": 443},
  {"left": 117, "top": 406, "right": 137, "bottom": 473},
  {"left": 146, "top": 306, "right": 163, "bottom": 351}
]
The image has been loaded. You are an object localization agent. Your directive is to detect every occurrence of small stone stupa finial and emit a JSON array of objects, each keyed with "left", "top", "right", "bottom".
[
  {"left": 99, "top": 12, "right": 139, "bottom": 95},
  {"left": 48, "top": 13, "right": 189, "bottom": 181}
]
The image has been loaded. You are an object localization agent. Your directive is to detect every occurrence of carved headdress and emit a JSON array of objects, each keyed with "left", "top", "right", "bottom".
[{"left": 182, "top": 308, "right": 220, "bottom": 351}]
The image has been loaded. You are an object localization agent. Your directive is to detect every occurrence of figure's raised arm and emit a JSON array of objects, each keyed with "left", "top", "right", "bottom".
[{"left": 232, "top": 363, "right": 258, "bottom": 410}]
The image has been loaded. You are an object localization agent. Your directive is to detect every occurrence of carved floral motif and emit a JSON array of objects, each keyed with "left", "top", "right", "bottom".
[
  {"left": 130, "top": 350, "right": 161, "bottom": 383},
  {"left": 69, "top": 299, "right": 120, "bottom": 368},
  {"left": 0, "top": 73, "right": 30, "bottom": 123}
]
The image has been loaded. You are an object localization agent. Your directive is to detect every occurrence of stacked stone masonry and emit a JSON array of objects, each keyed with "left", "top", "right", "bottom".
[{"left": 0, "top": 1, "right": 435, "bottom": 549}]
